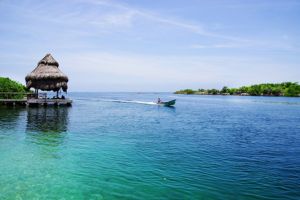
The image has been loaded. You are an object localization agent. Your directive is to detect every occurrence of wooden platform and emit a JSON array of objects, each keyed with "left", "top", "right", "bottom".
[
  {"left": 0, "top": 98, "right": 72, "bottom": 107},
  {"left": 0, "top": 92, "right": 72, "bottom": 107}
]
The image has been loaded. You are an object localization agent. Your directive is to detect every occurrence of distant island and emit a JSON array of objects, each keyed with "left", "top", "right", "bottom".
[{"left": 175, "top": 82, "right": 300, "bottom": 97}]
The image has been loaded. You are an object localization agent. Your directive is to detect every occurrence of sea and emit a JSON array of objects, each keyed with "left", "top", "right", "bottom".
[{"left": 0, "top": 92, "right": 299, "bottom": 199}]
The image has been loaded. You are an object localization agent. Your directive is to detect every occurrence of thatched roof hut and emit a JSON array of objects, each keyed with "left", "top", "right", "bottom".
[{"left": 25, "top": 54, "right": 68, "bottom": 92}]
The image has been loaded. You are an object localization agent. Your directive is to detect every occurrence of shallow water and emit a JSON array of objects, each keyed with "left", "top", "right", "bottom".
[{"left": 0, "top": 93, "right": 300, "bottom": 199}]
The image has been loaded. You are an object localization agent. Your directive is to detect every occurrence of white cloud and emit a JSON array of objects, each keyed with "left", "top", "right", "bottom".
[
  {"left": 1, "top": 0, "right": 296, "bottom": 51},
  {"left": 77, "top": 0, "right": 245, "bottom": 41},
  {"left": 56, "top": 51, "right": 300, "bottom": 91},
  {"left": 191, "top": 44, "right": 242, "bottom": 49},
  {"left": 2, "top": 49, "right": 299, "bottom": 92},
  {"left": 1, "top": 0, "right": 299, "bottom": 91}
]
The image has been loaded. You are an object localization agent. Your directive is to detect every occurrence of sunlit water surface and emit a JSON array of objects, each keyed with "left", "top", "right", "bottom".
[{"left": 0, "top": 93, "right": 300, "bottom": 199}]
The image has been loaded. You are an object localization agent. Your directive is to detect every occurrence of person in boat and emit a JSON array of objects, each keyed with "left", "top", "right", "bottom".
[{"left": 157, "top": 98, "right": 161, "bottom": 104}]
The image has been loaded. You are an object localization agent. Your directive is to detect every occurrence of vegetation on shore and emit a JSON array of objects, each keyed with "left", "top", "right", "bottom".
[
  {"left": 0, "top": 77, "right": 29, "bottom": 99},
  {"left": 175, "top": 82, "right": 300, "bottom": 97}
]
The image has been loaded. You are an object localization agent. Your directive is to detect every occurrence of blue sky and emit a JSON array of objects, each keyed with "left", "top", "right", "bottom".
[{"left": 0, "top": 0, "right": 299, "bottom": 91}]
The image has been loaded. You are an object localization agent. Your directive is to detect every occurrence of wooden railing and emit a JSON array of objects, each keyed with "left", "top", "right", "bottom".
[
  {"left": 0, "top": 92, "right": 47, "bottom": 100},
  {"left": 0, "top": 92, "right": 72, "bottom": 106}
]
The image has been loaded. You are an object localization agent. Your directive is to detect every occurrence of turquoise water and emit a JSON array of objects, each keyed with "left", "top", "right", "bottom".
[{"left": 0, "top": 93, "right": 300, "bottom": 199}]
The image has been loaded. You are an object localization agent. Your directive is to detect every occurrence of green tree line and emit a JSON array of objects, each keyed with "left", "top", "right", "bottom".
[
  {"left": 0, "top": 77, "right": 29, "bottom": 99},
  {"left": 175, "top": 82, "right": 300, "bottom": 97}
]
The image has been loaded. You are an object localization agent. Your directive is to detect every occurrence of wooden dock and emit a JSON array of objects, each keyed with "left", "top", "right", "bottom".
[
  {"left": 0, "top": 98, "right": 72, "bottom": 107},
  {"left": 0, "top": 92, "right": 72, "bottom": 107},
  {"left": 27, "top": 98, "right": 72, "bottom": 107}
]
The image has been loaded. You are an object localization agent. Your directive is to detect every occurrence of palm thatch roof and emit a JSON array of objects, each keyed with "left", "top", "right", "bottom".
[{"left": 25, "top": 54, "right": 68, "bottom": 92}]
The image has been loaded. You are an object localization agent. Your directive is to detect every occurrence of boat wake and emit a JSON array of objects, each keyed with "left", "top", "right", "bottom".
[
  {"left": 107, "top": 99, "right": 157, "bottom": 105},
  {"left": 75, "top": 98, "right": 158, "bottom": 105}
]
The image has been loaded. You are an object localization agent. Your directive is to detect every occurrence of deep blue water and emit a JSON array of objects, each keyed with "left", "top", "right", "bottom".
[{"left": 0, "top": 93, "right": 300, "bottom": 199}]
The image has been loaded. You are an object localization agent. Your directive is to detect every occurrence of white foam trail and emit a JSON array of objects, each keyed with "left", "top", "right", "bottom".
[
  {"left": 108, "top": 99, "right": 157, "bottom": 105},
  {"left": 75, "top": 98, "right": 158, "bottom": 105}
]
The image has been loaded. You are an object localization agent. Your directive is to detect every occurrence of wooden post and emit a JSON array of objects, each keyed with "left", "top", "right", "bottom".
[{"left": 35, "top": 89, "right": 39, "bottom": 99}]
